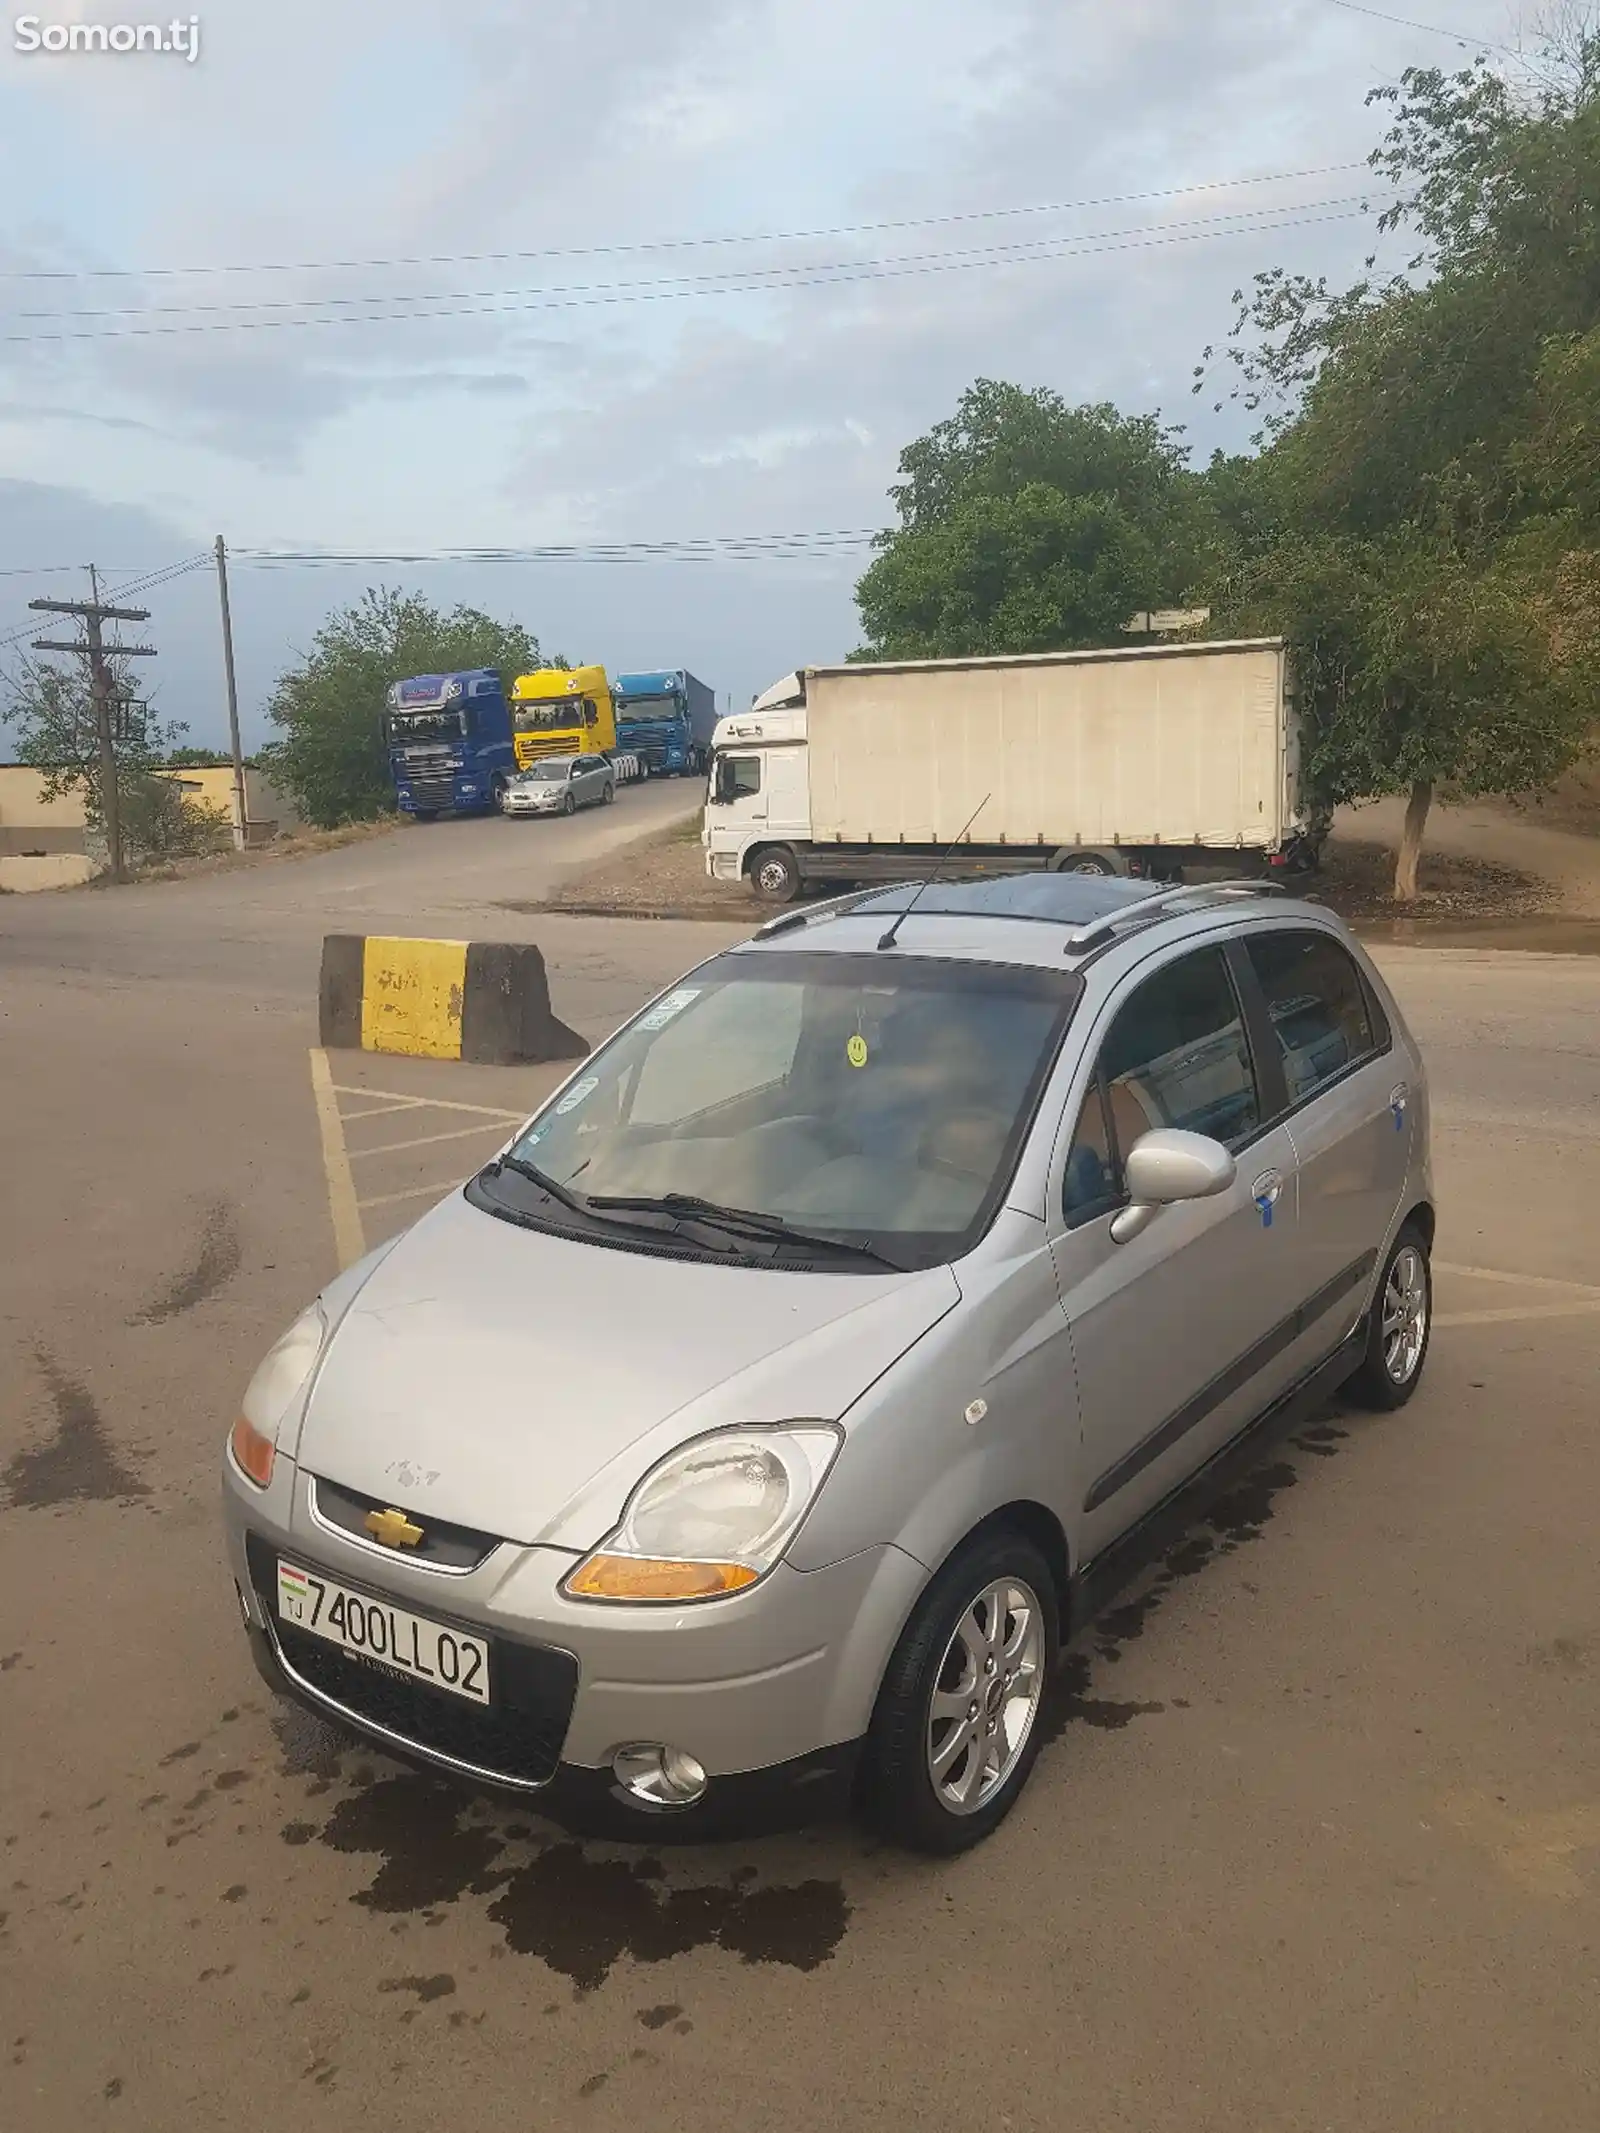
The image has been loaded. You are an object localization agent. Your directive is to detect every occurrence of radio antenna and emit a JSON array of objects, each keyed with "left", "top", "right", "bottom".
[{"left": 876, "top": 793, "right": 991, "bottom": 950}]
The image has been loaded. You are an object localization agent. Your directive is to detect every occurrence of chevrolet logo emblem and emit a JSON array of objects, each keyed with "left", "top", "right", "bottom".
[{"left": 365, "top": 1506, "right": 425, "bottom": 1550}]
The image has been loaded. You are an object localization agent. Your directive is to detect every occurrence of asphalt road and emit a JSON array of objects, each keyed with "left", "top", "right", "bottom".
[{"left": 2, "top": 824, "right": 1598, "bottom": 2132}]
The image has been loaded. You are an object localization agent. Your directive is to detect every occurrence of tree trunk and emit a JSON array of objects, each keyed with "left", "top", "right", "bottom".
[{"left": 1393, "top": 779, "right": 1433, "bottom": 904}]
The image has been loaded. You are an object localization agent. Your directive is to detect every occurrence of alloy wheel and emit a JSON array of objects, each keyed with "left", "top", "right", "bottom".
[
  {"left": 925, "top": 1579, "right": 1046, "bottom": 1816},
  {"left": 1382, "top": 1244, "right": 1429, "bottom": 1383}
]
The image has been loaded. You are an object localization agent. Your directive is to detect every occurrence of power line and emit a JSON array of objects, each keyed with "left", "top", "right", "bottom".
[
  {"left": 1, "top": 162, "right": 1368, "bottom": 284},
  {"left": 0, "top": 553, "right": 209, "bottom": 651},
  {"left": 2, "top": 204, "right": 1374, "bottom": 346},
  {"left": 233, "top": 531, "right": 880, "bottom": 569},
  {"left": 13, "top": 196, "right": 1369, "bottom": 326},
  {"left": 0, "top": 535, "right": 873, "bottom": 646},
  {"left": 1322, "top": 0, "right": 1525, "bottom": 61}
]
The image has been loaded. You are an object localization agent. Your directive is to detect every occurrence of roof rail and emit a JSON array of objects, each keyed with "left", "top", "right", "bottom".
[
  {"left": 1062, "top": 878, "right": 1282, "bottom": 953},
  {"left": 753, "top": 883, "right": 913, "bottom": 940}
]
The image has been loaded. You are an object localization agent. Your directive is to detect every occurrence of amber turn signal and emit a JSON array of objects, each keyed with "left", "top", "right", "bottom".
[
  {"left": 230, "top": 1416, "right": 276, "bottom": 1489},
  {"left": 564, "top": 1554, "right": 759, "bottom": 1602}
]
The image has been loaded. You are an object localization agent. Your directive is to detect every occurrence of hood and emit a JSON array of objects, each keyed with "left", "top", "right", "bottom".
[{"left": 290, "top": 1190, "right": 959, "bottom": 1549}]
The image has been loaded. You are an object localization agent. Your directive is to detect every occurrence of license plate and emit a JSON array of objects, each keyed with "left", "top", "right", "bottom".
[{"left": 275, "top": 1560, "right": 490, "bottom": 1706}]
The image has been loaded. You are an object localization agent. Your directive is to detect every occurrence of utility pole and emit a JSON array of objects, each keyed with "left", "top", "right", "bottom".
[
  {"left": 214, "top": 535, "right": 247, "bottom": 851},
  {"left": 30, "top": 571, "right": 156, "bottom": 883}
]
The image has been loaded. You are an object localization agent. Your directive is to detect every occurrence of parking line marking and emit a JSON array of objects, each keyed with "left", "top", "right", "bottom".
[
  {"left": 1436, "top": 1261, "right": 1600, "bottom": 1297},
  {"left": 309, "top": 1049, "right": 366, "bottom": 1271},
  {"left": 335, "top": 1097, "right": 430, "bottom": 1122},
  {"left": 1436, "top": 1301, "right": 1600, "bottom": 1329},
  {"left": 331, "top": 1083, "right": 526, "bottom": 1123},
  {"left": 351, "top": 1120, "right": 514, "bottom": 1160},
  {"left": 356, "top": 1179, "right": 461, "bottom": 1212}
]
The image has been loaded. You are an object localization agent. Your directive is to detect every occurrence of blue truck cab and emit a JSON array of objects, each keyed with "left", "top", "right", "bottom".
[
  {"left": 613, "top": 669, "right": 717, "bottom": 778},
  {"left": 383, "top": 669, "right": 515, "bottom": 819}
]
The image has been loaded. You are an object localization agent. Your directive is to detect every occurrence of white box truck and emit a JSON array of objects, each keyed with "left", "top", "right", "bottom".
[{"left": 703, "top": 638, "right": 1319, "bottom": 903}]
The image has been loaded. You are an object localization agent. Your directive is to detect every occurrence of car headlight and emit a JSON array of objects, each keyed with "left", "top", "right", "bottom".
[
  {"left": 228, "top": 1302, "right": 328, "bottom": 1490},
  {"left": 563, "top": 1425, "right": 841, "bottom": 1603}
]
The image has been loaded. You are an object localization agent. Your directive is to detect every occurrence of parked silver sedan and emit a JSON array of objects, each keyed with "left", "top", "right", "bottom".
[
  {"left": 501, "top": 754, "right": 615, "bottom": 816},
  {"left": 223, "top": 875, "right": 1433, "bottom": 1853}
]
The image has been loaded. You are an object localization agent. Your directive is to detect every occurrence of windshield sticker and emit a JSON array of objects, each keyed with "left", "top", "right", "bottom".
[
  {"left": 553, "top": 1074, "right": 600, "bottom": 1116},
  {"left": 847, "top": 1033, "right": 869, "bottom": 1069},
  {"left": 637, "top": 987, "right": 701, "bottom": 1032}
]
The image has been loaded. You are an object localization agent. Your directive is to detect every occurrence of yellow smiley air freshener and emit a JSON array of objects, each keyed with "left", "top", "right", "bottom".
[{"left": 846, "top": 1033, "right": 868, "bottom": 1068}]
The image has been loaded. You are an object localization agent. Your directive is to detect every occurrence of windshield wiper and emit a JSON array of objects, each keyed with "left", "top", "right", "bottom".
[
  {"left": 490, "top": 1154, "right": 595, "bottom": 1219},
  {"left": 585, "top": 1191, "right": 905, "bottom": 1269}
]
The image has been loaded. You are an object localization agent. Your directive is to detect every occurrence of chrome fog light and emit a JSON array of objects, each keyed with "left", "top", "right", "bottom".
[{"left": 612, "top": 1743, "right": 709, "bottom": 1808}]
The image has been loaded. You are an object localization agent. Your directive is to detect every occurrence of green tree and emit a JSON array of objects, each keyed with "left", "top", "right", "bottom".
[
  {"left": 261, "top": 588, "right": 546, "bottom": 827},
  {"left": 1203, "top": 36, "right": 1600, "bottom": 895},
  {"left": 856, "top": 384, "right": 1216, "bottom": 658},
  {"left": 0, "top": 654, "right": 223, "bottom": 867},
  {"left": 1221, "top": 530, "right": 1597, "bottom": 897}
]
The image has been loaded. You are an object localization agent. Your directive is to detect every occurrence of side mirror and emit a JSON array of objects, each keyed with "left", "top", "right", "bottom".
[{"left": 1110, "top": 1128, "right": 1235, "bottom": 1245}]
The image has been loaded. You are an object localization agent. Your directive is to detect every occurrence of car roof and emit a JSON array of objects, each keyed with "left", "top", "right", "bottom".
[{"left": 729, "top": 873, "right": 1355, "bottom": 978}]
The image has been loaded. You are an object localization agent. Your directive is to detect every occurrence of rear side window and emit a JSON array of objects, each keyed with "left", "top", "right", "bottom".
[{"left": 1244, "top": 931, "right": 1383, "bottom": 1105}]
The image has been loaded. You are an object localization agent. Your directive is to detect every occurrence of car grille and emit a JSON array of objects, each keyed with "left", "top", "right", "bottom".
[
  {"left": 516, "top": 735, "right": 577, "bottom": 763},
  {"left": 245, "top": 1533, "right": 578, "bottom": 1787},
  {"left": 398, "top": 747, "right": 459, "bottom": 806},
  {"left": 625, "top": 732, "right": 672, "bottom": 769},
  {"left": 309, "top": 1476, "right": 500, "bottom": 1572}
]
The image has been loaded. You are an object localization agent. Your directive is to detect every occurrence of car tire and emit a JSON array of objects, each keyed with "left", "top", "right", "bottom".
[
  {"left": 561, "top": 792, "right": 576, "bottom": 816},
  {"left": 1347, "top": 1221, "right": 1432, "bottom": 1411},
  {"left": 749, "top": 845, "right": 802, "bottom": 904},
  {"left": 602, "top": 781, "right": 615, "bottom": 805},
  {"left": 1050, "top": 849, "right": 1123, "bottom": 877},
  {"left": 490, "top": 774, "right": 507, "bottom": 811},
  {"left": 858, "top": 1530, "right": 1059, "bottom": 1855}
]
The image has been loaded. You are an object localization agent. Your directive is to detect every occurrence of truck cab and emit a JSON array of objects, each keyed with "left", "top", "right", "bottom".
[
  {"left": 384, "top": 669, "right": 514, "bottom": 819},
  {"left": 614, "top": 668, "right": 717, "bottom": 778},
  {"left": 703, "top": 699, "right": 811, "bottom": 894},
  {"left": 509, "top": 665, "right": 616, "bottom": 769}
]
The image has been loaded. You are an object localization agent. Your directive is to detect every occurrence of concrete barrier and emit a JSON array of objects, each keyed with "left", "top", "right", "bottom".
[
  {"left": 0, "top": 855, "right": 94, "bottom": 893},
  {"left": 318, "top": 935, "right": 588, "bottom": 1065}
]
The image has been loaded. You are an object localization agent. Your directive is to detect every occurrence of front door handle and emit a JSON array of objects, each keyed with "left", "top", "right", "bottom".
[
  {"left": 1389, "top": 1082, "right": 1410, "bottom": 1132},
  {"left": 1252, "top": 1169, "right": 1284, "bottom": 1228}
]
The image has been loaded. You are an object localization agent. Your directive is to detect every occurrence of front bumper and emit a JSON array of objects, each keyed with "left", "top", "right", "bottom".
[{"left": 224, "top": 1456, "right": 923, "bottom": 1840}]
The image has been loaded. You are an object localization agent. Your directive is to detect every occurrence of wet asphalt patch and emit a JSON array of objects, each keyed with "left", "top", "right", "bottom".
[
  {"left": 128, "top": 1198, "right": 241, "bottom": 1326},
  {"left": 2, "top": 1350, "right": 148, "bottom": 1509}
]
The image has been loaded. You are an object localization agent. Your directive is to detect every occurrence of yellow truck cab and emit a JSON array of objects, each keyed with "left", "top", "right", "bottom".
[{"left": 509, "top": 665, "right": 617, "bottom": 768}]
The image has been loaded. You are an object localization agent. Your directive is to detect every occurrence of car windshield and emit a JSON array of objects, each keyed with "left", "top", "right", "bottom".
[
  {"left": 514, "top": 700, "right": 588, "bottom": 731},
  {"left": 385, "top": 710, "right": 463, "bottom": 744},
  {"left": 523, "top": 760, "right": 573, "bottom": 781},
  {"left": 477, "top": 950, "right": 1080, "bottom": 1269},
  {"left": 618, "top": 696, "right": 678, "bottom": 721}
]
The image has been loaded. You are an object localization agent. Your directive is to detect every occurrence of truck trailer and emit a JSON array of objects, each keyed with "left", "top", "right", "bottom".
[{"left": 702, "top": 639, "right": 1317, "bottom": 903}]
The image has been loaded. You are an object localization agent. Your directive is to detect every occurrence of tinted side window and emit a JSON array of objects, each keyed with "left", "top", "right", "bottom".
[
  {"left": 1099, "top": 947, "right": 1261, "bottom": 1149},
  {"left": 1245, "top": 931, "right": 1378, "bottom": 1105},
  {"left": 730, "top": 756, "right": 761, "bottom": 797}
]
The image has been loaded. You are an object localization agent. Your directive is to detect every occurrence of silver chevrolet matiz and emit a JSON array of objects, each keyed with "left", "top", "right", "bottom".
[{"left": 224, "top": 875, "right": 1432, "bottom": 1854}]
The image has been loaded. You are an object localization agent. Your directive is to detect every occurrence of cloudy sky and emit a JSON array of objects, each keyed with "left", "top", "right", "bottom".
[{"left": 0, "top": 0, "right": 1523, "bottom": 750}]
